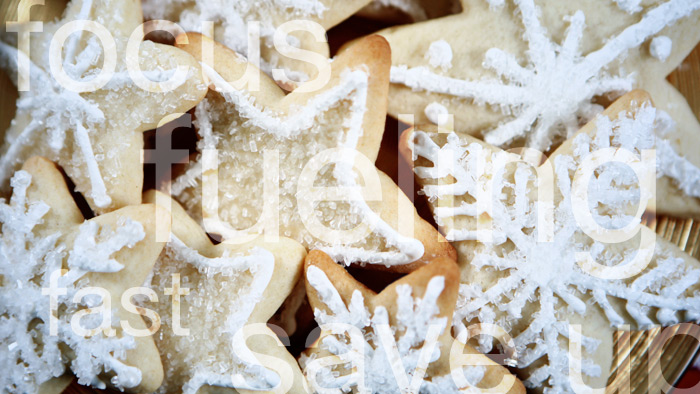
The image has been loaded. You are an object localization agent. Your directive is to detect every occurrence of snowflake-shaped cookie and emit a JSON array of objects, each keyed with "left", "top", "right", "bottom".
[
  {"left": 144, "top": 190, "right": 309, "bottom": 394},
  {"left": 0, "top": 157, "right": 169, "bottom": 393},
  {"left": 382, "top": 0, "right": 700, "bottom": 153},
  {"left": 399, "top": 91, "right": 700, "bottom": 392},
  {"left": 301, "top": 250, "right": 524, "bottom": 393},
  {"left": 0, "top": 0, "right": 207, "bottom": 212},
  {"left": 171, "top": 34, "right": 454, "bottom": 271}
]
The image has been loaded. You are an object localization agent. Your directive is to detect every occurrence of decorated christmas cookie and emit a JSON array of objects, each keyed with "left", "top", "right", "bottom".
[
  {"left": 399, "top": 91, "right": 700, "bottom": 392},
  {"left": 1, "top": 1, "right": 699, "bottom": 392},
  {"left": 142, "top": 0, "right": 371, "bottom": 90},
  {"left": 0, "top": 0, "right": 208, "bottom": 213},
  {"left": 143, "top": 190, "right": 308, "bottom": 394},
  {"left": 0, "top": 157, "right": 168, "bottom": 393},
  {"left": 171, "top": 33, "right": 455, "bottom": 272},
  {"left": 380, "top": 0, "right": 700, "bottom": 154},
  {"left": 301, "top": 250, "right": 525, "bottom": 393}
]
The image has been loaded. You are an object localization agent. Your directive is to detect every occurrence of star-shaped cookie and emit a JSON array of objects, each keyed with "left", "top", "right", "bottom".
[
  {"left": 399, "top": 91, "right": 700, "bottom": 392},
  {"left": 0, "top": 156, "right": 169, "bottom": 393},
  {"left": 143, "top": 190, "right": 308, "bottom": 394},
  {"left": 379, "top": 0, "right": 700, "bottom": 181},
  {"left": 171, "top": 33, "right": 454, "bottom": 272},
  {"left": 301, "top": 249, "right": 525, "bottom": 393},
  {"left": 142, "top": 0, "right": 371, "bottom": 90},
  {"left": 0, "top": 0, "right": 207, "bottom": 213}
]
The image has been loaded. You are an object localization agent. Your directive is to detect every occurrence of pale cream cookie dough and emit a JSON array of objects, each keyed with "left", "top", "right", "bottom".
[
  {"left": 379, "top": 1, "right": 700, "bottom": 213},
  {"left": 143, "top": 190, "right": 309, "bottom": 394},
  {"left": 301, "top": 250, "right": 525, "bottom": 393},
  {"left": 0, "top": 157, "right": 169, "bottom": 393},
  {"left": 171, "top": 33, "right": 455, "bottom": 272},
  {"left": 382, "top": 0, "right": 700, "bottom": 148},
  {"left": 0, "top": 0, "right": 208, "bottom": 213},
  {"left": 399, "top": 91, "right": 700, "bottom": 392}
]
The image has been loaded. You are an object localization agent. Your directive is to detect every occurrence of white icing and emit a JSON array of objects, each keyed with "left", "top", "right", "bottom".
[
  {"left": 425, "top": 40, "right": 453, "bottom": 71},
  {"left": 412, "top": 131, "right": 511, "bottom": 243},
  {"left": 173, "top": 63, "right": 423, "bottom": 266},
  {"left": 390, "top": 0, "right": 700, "bottom": 151},
  {"left": 372, "top": 0, "right": 428, "bottom": 21},
  {"left": 141, "top": 0, "right": 327, "bottom": 82},
  {"left": 614, "top": 0, "right": 642, "bottom": 13},
  {"left": 589, "top": 106, "right": 700, "bottom": 199},
  {"left": 151, "top": 235, "right": 277, "bottom": 394},
  {"left": 0, "top": 40, "right": 112, "bottom": 208},
  {"left": 74, "top": 123, "right": 111, "bottom": 207},
  {"left": 68, "top": 219, "right": 145, "bottom": 273},
  {"left": 485, "top": 0, "right": 506, "bottom": 8},
  {"left": 303, "top": 266, "right": 480, "bottom": 393},
  {"left": 656, "top": 137, "right": 700, "bottom": 197},
  {"left": 650, "top": 35, "right": 673, "bottom": 61},
  {"left": 202, "top": 63, "right": 368, "bottom": 140},
  {"left": 0, "top": 171, "right": 145, "bottom": 392},
  {"left": 412, "top": 105, "right": 700, "bottom": 392},
  {"left": 424, "top": 102, "right": 450, "bottom": 125},
  {"left": 0, "top": 1, "right": 200, "bottom": 211}
]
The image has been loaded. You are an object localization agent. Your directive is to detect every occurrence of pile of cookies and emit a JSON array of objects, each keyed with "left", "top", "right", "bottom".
[{"left": 1, "top": 0, "right": 699, "bottom": 393}]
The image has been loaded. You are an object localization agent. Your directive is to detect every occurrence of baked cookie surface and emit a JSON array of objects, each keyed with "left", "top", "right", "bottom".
[
  {"left": 400, "top": 91, "right": 700, "bottom": 392},
  {"left": 0, "top": 157, "right": 167, "bottom": 393},
  {"left": 301, "top": 250, "right": 525, "bottom": 393},
  {"left": 172, "top": 33, "right": 454, "bottom": 271},
  {"left": 0, "top": 0, "right": 207, "bottom": 213}
]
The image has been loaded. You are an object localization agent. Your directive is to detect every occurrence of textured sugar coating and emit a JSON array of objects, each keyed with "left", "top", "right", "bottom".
[
  {"left": 172, "top": 35, "right": 429, "bottom": 267},
  {"left": 143, "top": 190, "right": 308, "bottom": 393},
  {"left": 0, "top": 171, "right": 145, "bottom": 393},
  {"left": 143, "top": 0, "right": 323, "bottom": 81},
  {"left": 301, "top": 251, "right": 525, "bottom": 394},
  {"left": 0, "top": 0, "right": 206, "bottom": 212},
  {"left": 381, "top": 0, "right": 700, "bottom": 154},
  {"left": 302, "top": 266, "right": 468, "bottom": 393},
  {"left": 405, "top": 94, "right": 700, "bottom": 392},
  {"left": 150, "top": 237, "right": 275, "bottom": 394},
  {"left": 172, "top": 33, "right": 457, "bottom": 273},
  {"left": 142, "top": 0, "right": 369, "bottom": 87},
  {"left": 413, "top": 108, "right": 700, "bottom": 242}
]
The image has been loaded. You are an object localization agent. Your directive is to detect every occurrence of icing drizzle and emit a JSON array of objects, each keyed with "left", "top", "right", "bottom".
[
  {"left": 173, "top": 64, "right": 423, "bottom": 266},
  {"left": 302, "top": 265, "right": 482, "bottom": 393},
  {"left": 0, "top": 40, "right": 111, "bottom": 207},
  {"left": 142, "top": 0, "right": 327, "bottom": 82},
  {"left": 151, "top": 235, "right": 277, "bottom": 394},
  {"left": 411, "top": 105, "right": 700, "bottom": 392},
  {"left": 0, "top": 170, "right": 145, "bottom": 392},
  {"left": 390, "top": 0, "right": 700, "bottom": 151}
]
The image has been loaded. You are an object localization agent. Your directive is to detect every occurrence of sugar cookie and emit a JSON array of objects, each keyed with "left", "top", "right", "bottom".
[
  {"left": 399, "top": 91, "right": 700, "bottom": 392},
  {"left": 0, "top": 157, "right": 168, "bottom": 393}
]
